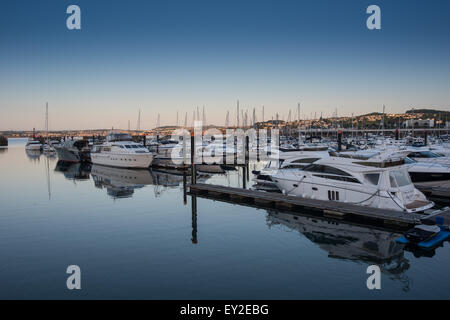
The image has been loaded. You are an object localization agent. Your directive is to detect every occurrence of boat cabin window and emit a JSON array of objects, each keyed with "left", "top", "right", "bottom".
[
  {"left": 291, "top": 158, "right": 320, "bottom": 164},
  {"left": 303, "top": 164, "right": 351, "bottom": 177},
  {"left": 364, "top": 173, "right": 380, "bottom": 185},
  {"left": 408, "top": 151, "right": 442, "bottom": 158},
  {"left": 313, "top": 174, "right": 360, "bottom": 184},
  {"left": 389, "top": 169, "right": 412, "bottom": 187},
  {"left": 266, "top": 160, "right": 283, "bottom": 169},
  {"left": 404, "top": 157, "right": 416, "bottom": 164}
]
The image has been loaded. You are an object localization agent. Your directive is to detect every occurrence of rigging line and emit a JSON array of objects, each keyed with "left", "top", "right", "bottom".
[{"left": 344, "top": 189, "right": 380, "bottom": 205}]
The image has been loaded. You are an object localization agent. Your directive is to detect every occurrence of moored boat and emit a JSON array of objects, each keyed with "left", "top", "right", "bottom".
[{"left": 90, "top": 133, "right": 153, "bottom": 168}]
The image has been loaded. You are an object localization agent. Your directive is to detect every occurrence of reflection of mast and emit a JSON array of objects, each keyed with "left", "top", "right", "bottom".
[
  {"left": 46, "top": 155, "right": 51, "bottom": 200},
  {"left": 191, "top": 195, "right": 198, "bottom": 244},
  {"left": 45, "top": 102, "right": 49, "bottom": 144}
]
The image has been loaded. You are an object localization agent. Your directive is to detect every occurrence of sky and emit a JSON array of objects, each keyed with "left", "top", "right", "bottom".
[{"left": 1, "top": 0, "right": 450, "bottom": 130}]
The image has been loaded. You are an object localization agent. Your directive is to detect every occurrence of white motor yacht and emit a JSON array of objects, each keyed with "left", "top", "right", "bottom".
[
  {"left": 272, "top": 150, "right": 434, "bottom": 213},
  {"left": 404, "top": 157, "right": 450, "bottom": 182},
  {"left": 406, "top": 148, "right": 450, "bottom": 166},
  {"left": 25, "top": 139, "right": 42, "bottom": 151},
  {"left": 252, "top": 149, "right": 329, "bottom": 191},
  {"left": 91, "top": 133, "right": 154, "bottom": 168}
]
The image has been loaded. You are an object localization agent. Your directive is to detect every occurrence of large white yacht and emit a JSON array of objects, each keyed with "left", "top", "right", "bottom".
[
  {"left": 406, "top": 148, "right": 450, "bottom": 166},
  {"left": 91, "top": 133, "right": 154, "bottom": 168},
  {"left": 271, "top": 150, "right": 434, "bottom": 213},
  {"left": 252, "top": 149, "right": 329, "bottom": 191},
  {"left": 404, "top": 157, "right": 450, "bottom": 182}
]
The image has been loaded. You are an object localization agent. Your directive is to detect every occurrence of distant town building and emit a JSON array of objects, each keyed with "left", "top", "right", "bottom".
[{"left": 402, "top": 119, "right": 434, "bottom": 128}]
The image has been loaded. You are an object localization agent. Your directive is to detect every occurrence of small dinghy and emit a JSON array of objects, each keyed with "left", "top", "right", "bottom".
[
  {"left": 405, "top": 224, "right": 441, "bottom": 243},
  {"left": 396, "top": 224, "right": 450, "bottom": 249}
]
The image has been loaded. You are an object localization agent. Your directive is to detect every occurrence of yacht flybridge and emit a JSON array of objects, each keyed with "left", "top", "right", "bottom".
[
  {"left": 272, "top": 150, "right": 434, "bottom": 213},
  {"left": 91, "top": 133, "right": 154, "bottom": 168}
]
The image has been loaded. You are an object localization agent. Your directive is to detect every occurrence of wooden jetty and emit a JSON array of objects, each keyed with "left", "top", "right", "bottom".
[
  {"left": 0, "top": 135, "right": 7, "bottom": 147},
  {"left": 188, "top": 183, "right": 435, "bottom": 229}
]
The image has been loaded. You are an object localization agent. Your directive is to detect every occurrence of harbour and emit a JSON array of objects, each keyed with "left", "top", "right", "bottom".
[
  {"left": 2, "top": 0, "right": 450, "bottom": 303},
  {"left": 1, "top": 137, "right": 450, "bottom": 299}
]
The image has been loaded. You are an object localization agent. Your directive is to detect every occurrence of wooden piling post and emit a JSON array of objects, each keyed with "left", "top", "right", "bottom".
[
  {"left": 191, "top": 133, "right": 196, "bottom": 185},
  {"left": 337, "top": 130, "right": 342, "bottom": 151}
]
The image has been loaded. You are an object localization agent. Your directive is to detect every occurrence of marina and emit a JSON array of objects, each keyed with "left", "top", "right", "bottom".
[
  {"left": 2, "top": 0, "right": 450, "bottom": 303},
  {"left": 1, "top": 137, "right": 450, "bottom": 299}
]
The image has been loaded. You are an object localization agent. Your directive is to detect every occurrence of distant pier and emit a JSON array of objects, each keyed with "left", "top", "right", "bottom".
[
  {"left": 0, "top": 135, "right": 7, "bottom": 146},
  {"left": 188, "top": 183, "right": 445, "bottom": 229}
]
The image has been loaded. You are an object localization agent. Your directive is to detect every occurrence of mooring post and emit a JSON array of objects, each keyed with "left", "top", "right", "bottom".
[
  {"left": 256, "top": 129, "right": 260, "bottom": 162},
  {"left": 143, "top": 135, "right": 146, "bottom": 147},
  {"left": 245, "top": 134, "right": 249, "bottom": 163},
  {"left": 242, "top": 166, "right": 247, "bottom": 189},
  {"left": 191, "top": 133, "right": 196, "bottom": 185},
  {"left": 424, "top": 131, "right": 428, "bottom": 145},
  {"left": 156, "top": 134, "right": 160, "bottom": 153},
  {"left": 395, "top": 128, "right": 399, "bottom": 140},
  {"left": 234, "top": 135, "right": 237, "bottom": 165},
  {"left": 337, "top": 130, "right": 342, "bottom": 151}
]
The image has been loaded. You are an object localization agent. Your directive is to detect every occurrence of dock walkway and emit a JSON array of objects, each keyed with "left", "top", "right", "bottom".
[{"left": 189, "top": 183, "right": 427, "bottom": 228}]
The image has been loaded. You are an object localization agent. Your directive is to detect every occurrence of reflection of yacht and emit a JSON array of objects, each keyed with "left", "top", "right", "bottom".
[
  {"left": 272, "top": 150, "right": 434, "bottom": 213},
  {"left": 91, "top": 133, "right": 153, "bottom": 168},
  {"left": 54, "top": 160, "right": 91, "bottom": 180},
  {"left": 91, "top": 164, "right": 155, "bottom": 198},
  {"left": 25, "top": 149, "right": 42, "bottom": 160},
  {"left": 150, "top": 168, "right": 211, "bottom": 188},
  {"left": 267, "top": 210, "right": 410, "bottom": 286},
  {"left": 150, "top": 168, "right": 185, "bottom": 187}
]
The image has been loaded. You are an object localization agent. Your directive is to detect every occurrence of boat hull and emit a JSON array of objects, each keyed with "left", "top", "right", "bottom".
[
  {"left": 91, "top": 153, "right": 153, "bottom": 168},
  {"left": 25, "top": 144, "right": 42, "bottom": 150},
  {"left": 409, "top": 171, "right": 450, "bottom": 182},
  {"left": 55, "top": 146, "right": 84, "bottom": 162}
]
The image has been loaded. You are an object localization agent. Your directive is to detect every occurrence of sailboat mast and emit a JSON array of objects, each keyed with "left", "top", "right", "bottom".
[{"left": 45, "top": 102, "right": 49, "bottom": 143}]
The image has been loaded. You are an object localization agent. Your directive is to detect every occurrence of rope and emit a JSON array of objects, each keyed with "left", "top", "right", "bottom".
[{"left": 345, "top": 189, "right": 380, "bottom": 205}]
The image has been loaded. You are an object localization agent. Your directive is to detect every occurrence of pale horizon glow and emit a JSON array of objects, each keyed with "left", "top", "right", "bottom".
[{"left": 1, "top": 0, "right": 450, "bottom": 131}]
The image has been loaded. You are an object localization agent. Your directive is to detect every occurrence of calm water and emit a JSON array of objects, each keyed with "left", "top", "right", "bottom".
[{"left": 0, "top": 138, "right": 449, "bottom": 299}]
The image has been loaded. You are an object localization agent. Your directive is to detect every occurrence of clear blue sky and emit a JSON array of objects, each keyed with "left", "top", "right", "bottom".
[{"left": 1, "top": 0, "right": 449, "bottom": 130}]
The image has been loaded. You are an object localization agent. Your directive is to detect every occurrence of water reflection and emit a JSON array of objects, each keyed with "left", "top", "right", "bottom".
[
  {"left": 54, "top": 160, "right": 91, "bottom": 181},
  {"left": 25, "top": 149, "right": 42, "bottom": 161},
  {"left": 0, "top": 147, "right": 7, "bottom": 154},
  {"left": 89, "top": 165, "right": 211, "bottom": 199},
  {"left": 266, "top": 210, "right": 412, "bottom": 291},
  {"left": 91, "top": 165, "right": 155, "bottom": 199}
]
